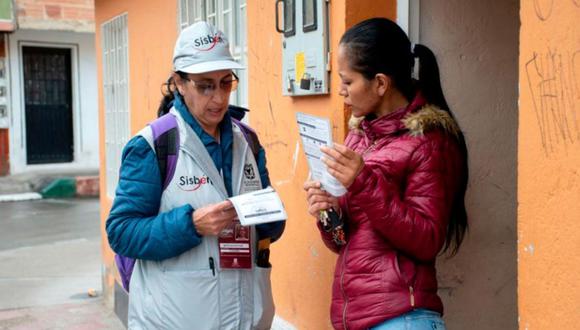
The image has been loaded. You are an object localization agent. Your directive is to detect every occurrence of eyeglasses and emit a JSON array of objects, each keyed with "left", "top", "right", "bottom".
[{"left": 186, "top": 72, "right": 239, "bottom": 97}]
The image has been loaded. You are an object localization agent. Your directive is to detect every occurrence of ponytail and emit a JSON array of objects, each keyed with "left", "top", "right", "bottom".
[
  {"left": 157, "top": 71, "right": 188, "bottom": 117},
  {"left": 412, "top": 44, "right": 449, "bottom": 111},
  {"left": 157, "top": 76, "right": 176, "bottom": 117},
  {"left": 412, "top": 43, "right": 469, "bottom": 256}
]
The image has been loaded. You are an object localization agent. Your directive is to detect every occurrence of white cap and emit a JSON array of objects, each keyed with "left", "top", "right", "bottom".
[{"left": 173, "top": 21, "right": 244, "bottom": 74}]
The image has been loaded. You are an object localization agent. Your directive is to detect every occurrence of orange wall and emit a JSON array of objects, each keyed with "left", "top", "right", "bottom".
[
  {"left": 95, "top": 0, "right": 396, "bottom": 326},
  {"left": 95, "top": 0, "right": 178, "bottom": 301},
  {"left": 247, "top": 1, "right": 395, "bottom": 328},
  {"left": 518, "top": 1, "right": 580, "bottom": 329}
]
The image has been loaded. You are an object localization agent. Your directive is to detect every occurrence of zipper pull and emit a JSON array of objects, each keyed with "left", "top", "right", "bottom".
[
  {"left": 209, "top": 257, "right": 216, "bottom": 276},
  {"left": 409, "top": 286, "right": 415, "bottom": 307}
]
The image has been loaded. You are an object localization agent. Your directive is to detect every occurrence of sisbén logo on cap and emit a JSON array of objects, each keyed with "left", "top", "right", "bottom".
[
  {"left": 173, "top": 21, "right": 244, "bottom": 74},
  {"left": 193, "top": 33, "right": 225, "bottom": 51}
]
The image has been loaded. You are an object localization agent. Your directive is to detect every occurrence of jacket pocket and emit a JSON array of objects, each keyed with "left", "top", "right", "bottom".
[
  {"left": 162, "top": 269, "right": 219, "bottom": 330},
  {"left": 252, "top": 266, "right": 275, "bottom": 330},
  {"left": 129, "top": 280, "right": 164, "bottom": 329}
]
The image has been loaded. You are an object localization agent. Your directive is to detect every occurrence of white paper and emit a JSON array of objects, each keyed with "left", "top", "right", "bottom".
[
  {"left": 296, "top": 112, "right": 347, "bottom": 197},
  {"left": 228, "top": 187, "right": 287, "bottom": 226}
]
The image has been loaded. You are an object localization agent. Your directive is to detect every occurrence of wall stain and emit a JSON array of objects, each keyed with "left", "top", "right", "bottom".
[
  {"left": 524, "top": 244, "right": 535, "bottom": 255},
  {"left": 265, "top": 140, "right": 288, "bottom": 148},
  {"left": 268, "top": 98, "right": 276, "bottom": 124}
]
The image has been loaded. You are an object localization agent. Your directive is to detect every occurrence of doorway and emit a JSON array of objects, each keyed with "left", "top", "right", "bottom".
[{"left": 22, "top": 46, "right": 74, "bottom": 164}]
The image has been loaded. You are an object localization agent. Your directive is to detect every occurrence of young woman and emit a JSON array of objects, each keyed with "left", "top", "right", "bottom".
[
  {"left": 304, "top": 18, "right": 468, "bottom": 330},
  {"left": 107, "top": 21, "right": 284, "bottom": 329}
]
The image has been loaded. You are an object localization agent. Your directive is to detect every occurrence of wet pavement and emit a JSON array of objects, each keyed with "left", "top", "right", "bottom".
[{"left": 0, "top": 198, "right": 124, "bottom": 329}]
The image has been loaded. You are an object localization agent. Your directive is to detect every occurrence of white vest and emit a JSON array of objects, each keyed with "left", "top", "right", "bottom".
[{"left": 128, "top": 109, "right": 274, "bottom": 330}]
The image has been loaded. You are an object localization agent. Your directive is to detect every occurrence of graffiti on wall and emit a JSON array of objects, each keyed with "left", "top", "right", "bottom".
[
  {"left": 534, "top": 0, "right": 579, "bottom": 21},
  {"left": 525, "top": 1, "right": 579, "bottom": 156},
  {"left": 525, "top": 48, "right": 580, "bottom": 156}
]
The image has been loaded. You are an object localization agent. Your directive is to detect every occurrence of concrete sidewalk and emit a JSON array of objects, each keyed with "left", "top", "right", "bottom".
[
  {"left": 0, "top": 300, "right": 123, "bottom": 330},
  {"left": 0, "top": 198, "right": 123, "bottom": 330}
]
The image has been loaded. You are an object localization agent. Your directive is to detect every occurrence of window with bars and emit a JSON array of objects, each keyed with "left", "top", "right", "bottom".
[
  {"left": 178, "top": 0, "right": 248, "bottom": 107},
  {"left": 102, "top": 14, "right": 130, "bottom": 198}
]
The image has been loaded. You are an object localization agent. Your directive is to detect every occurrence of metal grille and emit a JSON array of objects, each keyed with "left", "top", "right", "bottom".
[
  {"left": 22, "top": 47, "right": 73, "bottom": 164},
  {"left": 102, "top": 14, "right": 130, "bottom": 198},
  {"left": 178, "top": 0, "right": 248, "bottom": 108}
]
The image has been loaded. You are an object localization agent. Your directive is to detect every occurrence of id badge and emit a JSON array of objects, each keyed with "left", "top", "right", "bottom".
[{"left": 218, "top": 220, "right": 252, "bottom": 269}]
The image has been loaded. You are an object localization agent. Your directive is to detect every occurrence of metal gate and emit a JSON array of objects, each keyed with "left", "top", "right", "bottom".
[{"left": 23, "top": 46, "right": 73, "bottom": 164}]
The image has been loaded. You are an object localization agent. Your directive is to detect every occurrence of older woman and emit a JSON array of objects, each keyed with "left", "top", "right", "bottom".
[{"left": 107, "top": 21, "right": 285, "bottom": 329}]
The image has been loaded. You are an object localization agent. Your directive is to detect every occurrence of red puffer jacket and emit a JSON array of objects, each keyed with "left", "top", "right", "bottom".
[{"left": 319, "top": 95, "right": 465, "bottom": 330}]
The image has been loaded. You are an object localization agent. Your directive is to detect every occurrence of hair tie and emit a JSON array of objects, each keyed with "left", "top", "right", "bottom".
[
  {"left": 411, "top": 43, "right": 420, "bottom": 58},
  {"left": 411, "top": 43, "right": 420, "bottom": 79}
]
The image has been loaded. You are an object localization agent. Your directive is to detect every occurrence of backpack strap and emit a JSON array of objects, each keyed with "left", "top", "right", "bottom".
[
  {"left": 150, "top": 111, "right": 261, "bottom": 192},
  {"left": 232, "top": 118, "right": 261, "bottom": 160},
  {"left": 149, "top": 113, "right": 179, "bottom": 190},
  {"left": 115, "top": 114, "right": 178, "bottom": 294}
]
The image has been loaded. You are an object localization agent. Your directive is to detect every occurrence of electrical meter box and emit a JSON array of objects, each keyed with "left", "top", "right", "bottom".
[{"left": 276, "top": 0, "right": 330, "bottom": 96}]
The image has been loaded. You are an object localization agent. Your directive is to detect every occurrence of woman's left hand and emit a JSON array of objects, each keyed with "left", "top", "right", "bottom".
[
  {"left": 303, "top": 180, "right": 339, "bottom": 218},
  {"left": 320, "top": 143, "right": 364, "bottom": 189}
]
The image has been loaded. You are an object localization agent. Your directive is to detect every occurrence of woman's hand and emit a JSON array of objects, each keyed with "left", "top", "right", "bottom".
[
  {"left": 320, "top": 143, "right": 364, "bottom": 188},
  {"left": 192, "top": 200, "right": 238, "bottom": 236},
  {"left": 303, "top": 180, "right": 339, "bottom": 218}
]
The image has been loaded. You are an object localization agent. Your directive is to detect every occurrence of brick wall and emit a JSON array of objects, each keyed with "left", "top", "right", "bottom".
[{"left": 16, "top": 0, "right": 95, "bottom": 32}]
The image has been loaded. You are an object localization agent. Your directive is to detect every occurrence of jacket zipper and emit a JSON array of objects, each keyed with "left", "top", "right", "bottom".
[
  {"left": 341, "top": 242, "right": 350, "bottom": 330},
  {"left": 409, "top": 286, "right": 415, "bottom": 307}
]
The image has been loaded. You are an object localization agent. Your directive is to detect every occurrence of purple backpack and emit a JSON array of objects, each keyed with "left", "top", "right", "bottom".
[{"left": 115, "top": 111, "right": 261, "bottom": 292}]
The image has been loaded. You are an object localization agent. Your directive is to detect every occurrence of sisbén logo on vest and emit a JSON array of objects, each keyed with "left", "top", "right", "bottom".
[
  {"left": 178, "top": 175, "right": 213, "bottom": 191},
  {"left": 193, "top": 33, "right": 224, "bottom": 51}
]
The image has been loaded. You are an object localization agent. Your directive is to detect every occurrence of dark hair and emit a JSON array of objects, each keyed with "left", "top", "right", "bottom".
[
  {"left": 340, "top": 18, "right": 469, "bottom": 256},
  {"left": 157, "top": 71, "right": 188, "bottom": 117}
]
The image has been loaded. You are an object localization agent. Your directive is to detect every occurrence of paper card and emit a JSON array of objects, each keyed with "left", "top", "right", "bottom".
[
  {"left": 228, "top": 187, "right": 287, "bottom": 226},
  {"left": 296, "top": 112, "right": 347, "bottom": 197}
]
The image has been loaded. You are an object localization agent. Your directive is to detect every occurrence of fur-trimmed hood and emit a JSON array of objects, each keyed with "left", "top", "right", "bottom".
[{"left": 349, "top": 104, "right": 461, "bottom": 138}]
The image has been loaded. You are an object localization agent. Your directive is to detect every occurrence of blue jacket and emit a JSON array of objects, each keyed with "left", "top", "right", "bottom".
[{"left": 106, "top": 97, "right": 285, "bottom": 261}]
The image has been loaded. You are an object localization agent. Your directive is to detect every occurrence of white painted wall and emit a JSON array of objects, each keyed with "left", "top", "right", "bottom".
[{"left": 7, "top": 29, "right": 98, "bottom": 174}]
